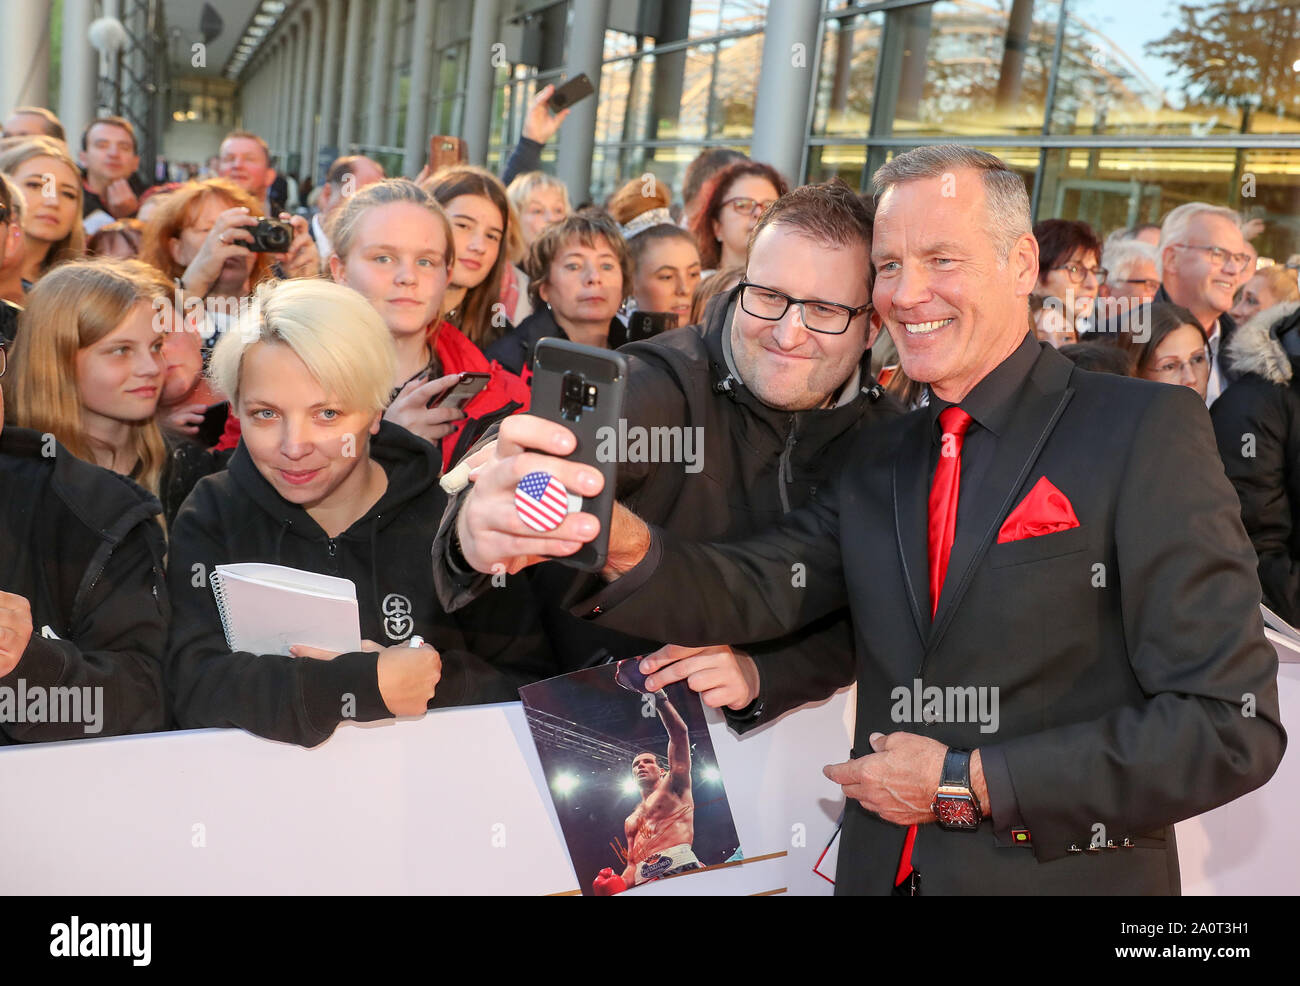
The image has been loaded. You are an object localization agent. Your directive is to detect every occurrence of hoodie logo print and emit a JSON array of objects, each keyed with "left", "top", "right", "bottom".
[{"left": 382, "top": 594, "right": 414, "bottom": 641}]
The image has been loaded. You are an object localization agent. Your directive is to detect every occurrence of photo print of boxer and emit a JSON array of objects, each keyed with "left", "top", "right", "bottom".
[{"left": 520, "top": 661, "right": 742, "bottom": 896}]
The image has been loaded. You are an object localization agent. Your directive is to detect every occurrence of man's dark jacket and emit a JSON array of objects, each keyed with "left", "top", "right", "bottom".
[
  {"left": 166, "top": 421, "right": 556, "bottom": 748},
  {"left": 586, "top": 341, "right": 1286, "bottom": 894},
  {"left": 1212, "top": 301, "right": 1300, "bottom": 624},
  {"left": 438, "top": 291, "right": 903, "bottom": 729},
  {"left": 0, "top": 426, "right": 168, "bottom": 743}
]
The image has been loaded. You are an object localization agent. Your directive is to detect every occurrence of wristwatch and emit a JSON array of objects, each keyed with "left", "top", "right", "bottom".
[{"left": 931, "top": 748, "right": 983, "bottom": 830}]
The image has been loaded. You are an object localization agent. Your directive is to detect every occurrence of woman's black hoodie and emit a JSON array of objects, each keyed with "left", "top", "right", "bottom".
[{"left": 165, "top": 420, "right": 556, "bottom": 746}]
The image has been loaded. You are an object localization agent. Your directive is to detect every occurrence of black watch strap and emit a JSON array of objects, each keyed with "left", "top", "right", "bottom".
[{"left": 941, "top": 748, "right": 971, "bottom": 789}]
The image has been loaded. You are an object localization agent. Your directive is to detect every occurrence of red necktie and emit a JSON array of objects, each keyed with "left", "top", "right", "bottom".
[{"left": 895, "top": 405, "right": 973, "bottom": 893}]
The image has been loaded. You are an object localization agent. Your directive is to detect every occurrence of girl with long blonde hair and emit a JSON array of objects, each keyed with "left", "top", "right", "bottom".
[{"left": 2, "top": 257, "right": 171, "bottom": 492}]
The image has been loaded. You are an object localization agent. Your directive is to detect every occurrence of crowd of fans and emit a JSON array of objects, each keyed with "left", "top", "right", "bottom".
[{"left": 2, "top": 85, "right": 1299, "bottom": 748}]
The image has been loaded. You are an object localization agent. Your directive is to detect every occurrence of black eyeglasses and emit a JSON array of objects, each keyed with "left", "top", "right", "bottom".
[
  {"left": 737, "top": 281, "right": 870, "bottom": 335},
  {"left": 1050, "top": 263, "right": 1108, "bottom": 285},
  {"left": 0, "top": 345, "right": 7, "bottom": 378}
]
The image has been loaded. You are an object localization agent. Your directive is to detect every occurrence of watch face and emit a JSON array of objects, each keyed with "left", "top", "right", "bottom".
[{"left": 934, "top": 794, "right": 980, "bottom": 829}]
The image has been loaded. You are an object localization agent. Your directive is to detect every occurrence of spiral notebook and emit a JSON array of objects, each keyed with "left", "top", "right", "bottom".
[{"left": 209, "top": 563, "right": 363, "bottom": 656}]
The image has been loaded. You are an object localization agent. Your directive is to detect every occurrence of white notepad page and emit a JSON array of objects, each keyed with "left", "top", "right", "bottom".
[{"left": 209, "top": 563, "right": 363, "bottom": 656}]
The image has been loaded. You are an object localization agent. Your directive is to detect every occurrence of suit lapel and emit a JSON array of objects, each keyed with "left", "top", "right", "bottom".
[
  {"left": 891, "top": 411, "right": 933, "bottom": 648},
  {"left": 927, "top": 348, "right": 1076, "bottom": 657}
]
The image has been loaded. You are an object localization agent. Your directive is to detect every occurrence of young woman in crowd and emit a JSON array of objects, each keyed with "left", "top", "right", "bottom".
[
  {"left": 690, "top": 160, "right": 787, "bottom": 273},
  {"left": 424, "top": 166, "right": 516, "bottom": 352},
  {"left": 508, "top": 170, "right": 570, "bottom": 251},
  {"left": 1033, "top": 218, "right": 1104, "bottom": 334},
  {"left": 0, "top": 136, "right": 85, "bottom": 286},
  {"left": 0, "top": 280, "right": 169, "bottom": 745},
  {"left": 1230, "top": 264, "right": 1300, "bottom": 326},
  {"left": 2, "top": 257, "right": 170, "bottom": 493},
  {"left": 327, "top": 178, "right": 530, "bottom": 469},
  {"left": 486, "top": 210, "right": 631, "bottom": 376},
  {"left": 1124, "top": 301, "right": 1211, "bottom": 402},
  {"left": 625, "top": 224, "right": 701, "bottom": 329},
  {"left": 165, "top": 278, "right": 555, "bottom": 747}
]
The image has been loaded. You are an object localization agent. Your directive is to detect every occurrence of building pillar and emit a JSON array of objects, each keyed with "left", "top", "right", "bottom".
[
  {"left": 750, "top": 0, "right": 820, "bottom": 182},
  {"left": 461, "top": 0, "right": 500, "bottom": 166},
  {"left": 555, "top": 0, "right": 610, "bottom": 204},
  {"left": 285, "top": 21, "right": 306, "bottom": 173},
  {"left": 316, "top": 0, "right": 345, "bottom": 163},
  {"left": 59, "top": 0, "right": 97, "bottom": 148},
  {"left": 363, "top": 0, "right": 395, "bottom": 149},
  {"left": 300, "top": 3, "right": 325, "bottom": 181},
  {"left": 0, "top": 0, "right": 52, "bottom": 114},
  {"left": 338, "top": 0, "right": 365, "bottom": 152},
  {"left": 402, "top": 0, "right": 438, "bottom": 177}
]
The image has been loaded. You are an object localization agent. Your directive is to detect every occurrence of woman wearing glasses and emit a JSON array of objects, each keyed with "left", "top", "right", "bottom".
[
  {"left": 1032, "top": 219, "right": 1105, "bottom": 335},
  {"left": 690, "top": 160, "right": 788, "bottom": 274},
  {"left": 1124, "top": 302, "right": 1212, "bottom": 402}
]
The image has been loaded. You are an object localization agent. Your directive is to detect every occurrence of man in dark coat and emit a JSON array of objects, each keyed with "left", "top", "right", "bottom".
[{"left": 449, "top": 147, "right": 1286, "bottom": 895}]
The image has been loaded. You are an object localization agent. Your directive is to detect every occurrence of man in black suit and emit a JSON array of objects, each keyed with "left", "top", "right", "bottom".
[{"left": 450, "top": 146, "right": 1285, "bottom": 895}]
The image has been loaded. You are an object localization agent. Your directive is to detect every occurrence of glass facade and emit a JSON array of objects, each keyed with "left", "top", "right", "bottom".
[
  {"left": 244, "top": 0, "right": 1300, "bottom": 260},
  {"left": 803, "top": 0, "right": 1300, "bottom": 261}
]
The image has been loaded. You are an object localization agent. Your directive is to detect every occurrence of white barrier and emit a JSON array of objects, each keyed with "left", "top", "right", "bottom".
[{"left": 0, "top": 641, "right": 1292, "bottom": 895}]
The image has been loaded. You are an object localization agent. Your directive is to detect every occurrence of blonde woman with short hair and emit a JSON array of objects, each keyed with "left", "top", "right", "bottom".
[
  {"left": 3, "top": 257, "right": 170, "bottom": 491},
  {"left": 166, "top": 277, "right": 556, "bottom": 747}
]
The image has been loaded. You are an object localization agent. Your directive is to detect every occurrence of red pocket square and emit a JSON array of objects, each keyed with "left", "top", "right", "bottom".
[{"left": 997, "top": 476, "right": 1080, "bottom": 544}]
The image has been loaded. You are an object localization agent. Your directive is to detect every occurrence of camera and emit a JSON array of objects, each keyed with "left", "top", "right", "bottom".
[
  {"left": 560, "top": 371, "right": 599, "bottom": 421},
  {"left": 246, "top": 218, "right": 293, "bottom": 253}
]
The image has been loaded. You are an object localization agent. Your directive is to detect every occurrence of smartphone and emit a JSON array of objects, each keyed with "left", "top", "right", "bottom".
[
  {"left": 427, "top": 371, "right": 490, "bottom": 410},
  {"left": 428, "top": 135, "right": 468, "bottom": 172},
  {"left": 197, "top": 402, "right": 230, "bottom": 448},
  {"left": 530, "top": 338, "right": 628, "bottom": 571},
  {"left": 627, "top": 310, "right": 676, "bottom": 342},
  {"left": 548, "top": 73, "right": 595, "bottom": 112}
]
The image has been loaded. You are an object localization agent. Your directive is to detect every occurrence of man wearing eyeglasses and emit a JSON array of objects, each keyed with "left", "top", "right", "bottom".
[
  {"left": 474, "top": 146, "right": 1284, "bottom": 895},
  {"left": 1156, "top": 203, "right": 1252, "bottom": 405},
  {"left": 435, "top": 180, "right": 901, "bottom": 727}
]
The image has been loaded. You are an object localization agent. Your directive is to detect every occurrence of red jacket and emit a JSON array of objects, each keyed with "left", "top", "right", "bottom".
[
  {"left": 215, "top": 321, "right": 530, "bottom": 472},
  {"left": 430, "top": 320, "right": 531, "bottom": 470}
]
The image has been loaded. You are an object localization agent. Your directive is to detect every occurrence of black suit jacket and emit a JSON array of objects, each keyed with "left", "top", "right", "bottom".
[{"left": 589, "top": 342, "right": 1286, "bottom": 894}]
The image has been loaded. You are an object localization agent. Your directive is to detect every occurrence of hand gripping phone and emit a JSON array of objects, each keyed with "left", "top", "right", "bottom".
[{"left": 530, "top": 338, "right": 628, "bottom": 571}]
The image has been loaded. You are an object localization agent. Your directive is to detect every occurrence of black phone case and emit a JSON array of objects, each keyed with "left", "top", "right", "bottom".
[
  {"left": 627, "top": 311, "right": 674, "bottom": 343},
  {"left": 549, "top": 73, "right": 594, "bottom": 111},
  {"left": 530, "top": 338, "right": 628, "bottom": 571}
]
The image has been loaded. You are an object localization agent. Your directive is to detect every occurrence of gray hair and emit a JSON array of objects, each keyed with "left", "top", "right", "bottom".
[
  {"left": 871, "top": 144, "right": 1031, "bottom": 264},
  {"left": 1102, "top": 238, "right": 1158, "bottom": 282},
  {"left": 1157, "top": 202, "right": 1241, "bottom": 276}
]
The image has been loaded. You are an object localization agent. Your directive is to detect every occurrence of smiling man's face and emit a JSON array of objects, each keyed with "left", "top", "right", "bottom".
[
  {"left": 729, "top": 224, "right": 873, "bottom": 412},
  {"left": 871, "top": 169, "right": 1038, "bottom": 403}
]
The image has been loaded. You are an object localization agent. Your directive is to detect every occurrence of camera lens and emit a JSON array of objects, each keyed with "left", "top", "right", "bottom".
[{"left": 266, "top": 224, "right": 291, "bottom": 250}]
